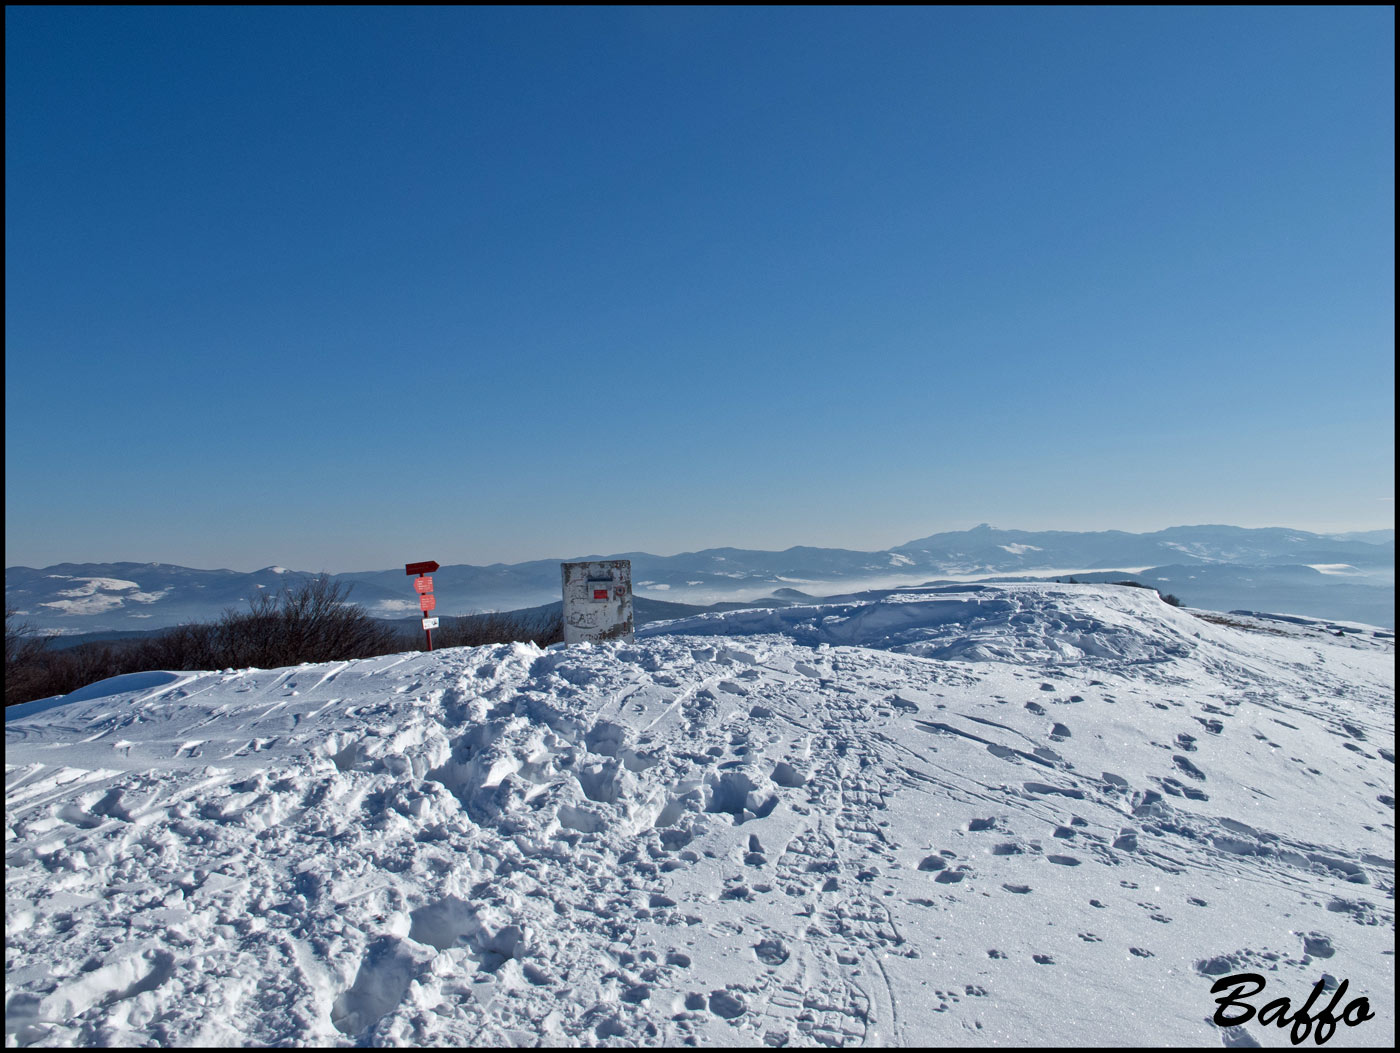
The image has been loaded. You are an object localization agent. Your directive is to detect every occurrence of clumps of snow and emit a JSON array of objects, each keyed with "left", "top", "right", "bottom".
[
  {"left": 998, "top": 543, "right": 1043, "bottom": 555},
  {"left": 4, "top": 585, "right": 1393, "bottom": 1047}
]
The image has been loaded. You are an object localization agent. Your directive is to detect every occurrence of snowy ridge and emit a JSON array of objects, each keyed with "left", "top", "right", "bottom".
[
  {"left": 640, "top": 583, "right": 1207, "bottom": 666},
  {"left": 8, "top": 524, "right": 1394, "bottom": 633},
  {"left": 4, "top": 584, "right": 1394, "bottom": 1047}
]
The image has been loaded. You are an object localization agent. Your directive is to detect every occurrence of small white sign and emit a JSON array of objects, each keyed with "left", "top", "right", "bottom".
[{"left": 422, "top": 617, "right": 439, "bottom": 630}]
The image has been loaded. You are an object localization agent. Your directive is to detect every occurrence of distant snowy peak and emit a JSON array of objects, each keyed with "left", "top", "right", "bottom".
[{"left": 892, "top": 524, "right": 1394, "bottom": 576}]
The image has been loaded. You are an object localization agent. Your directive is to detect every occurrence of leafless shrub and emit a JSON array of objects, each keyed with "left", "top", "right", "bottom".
[
  {"left": 5, "top": 604, "right": 58, "bottom": 706},
  {"left": 130, "top": 622, "right": 221, "bottom": 671},
  {"left": 216, "top": 576, "right": 403, "bottom": 668},
  {"left": 434, "top": 609, "right": 564, "bottom": 649},
  {"left": 5, "top": 636, "right": 136, "bottom": 708},
  {"left": 4, "top": 578, "right": 406, "bottom": 707},
  {"left": 4, "top": 580, "right": 567, "bottom": 709}
]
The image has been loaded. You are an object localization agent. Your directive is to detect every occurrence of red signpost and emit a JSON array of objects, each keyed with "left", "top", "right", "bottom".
[{"left": 406, "top": 561, "right": 440, "bottom": 650}]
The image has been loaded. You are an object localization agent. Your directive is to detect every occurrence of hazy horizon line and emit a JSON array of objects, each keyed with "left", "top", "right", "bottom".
[{"left": 6, "top": 521, "right": 1394, "bottom": 577}]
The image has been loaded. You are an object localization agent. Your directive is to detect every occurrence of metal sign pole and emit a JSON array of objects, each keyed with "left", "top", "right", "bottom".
[{"left": 405, "top": 561, "right": 441, "bottom": 654}]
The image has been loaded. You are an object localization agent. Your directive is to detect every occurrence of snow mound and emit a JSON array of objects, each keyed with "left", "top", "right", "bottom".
[
  {"left": 642, "top": 582, "right": 1203, "bottom": 665},
  {"left": 4, "top": 586, "right": 1393, "bottom": 1047}
]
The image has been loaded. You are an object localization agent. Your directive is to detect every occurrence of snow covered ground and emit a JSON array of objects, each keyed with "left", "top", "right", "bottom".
[{"left": 5, "top": 583, "right": 1393, "bottom": 1047}]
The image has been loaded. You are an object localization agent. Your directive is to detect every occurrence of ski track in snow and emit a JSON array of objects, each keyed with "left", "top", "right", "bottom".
[{"left": 4, "top": 584, "right": 1394, "bottom": 1047}]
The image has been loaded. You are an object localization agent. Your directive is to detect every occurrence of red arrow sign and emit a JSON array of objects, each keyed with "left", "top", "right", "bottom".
[
  {"left": 419, "top": 594, "right": 437, "bottom": 612},
  {"left": 405, "top": 560, "right": 440, "bottom": 576},
  {"left": 413, "top": 576, "right": 434, "bottom": 594}
]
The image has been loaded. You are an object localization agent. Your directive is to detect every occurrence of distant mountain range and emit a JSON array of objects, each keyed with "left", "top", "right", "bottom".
[{"left": 6, "top": 524, "right": 1394, "bottom": 635}]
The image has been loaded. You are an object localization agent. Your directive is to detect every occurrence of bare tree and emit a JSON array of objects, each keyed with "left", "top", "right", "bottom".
[
  {"left": 217, "top": 576, "right": 402, "bottom": 668},
  {"left": 5, "top": 604, "right": 56, "bottom": 706}
]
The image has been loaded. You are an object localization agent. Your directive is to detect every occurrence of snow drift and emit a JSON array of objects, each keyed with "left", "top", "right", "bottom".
[{"left": 5, "top": 584, "right": 1394, "bottom": 1047}]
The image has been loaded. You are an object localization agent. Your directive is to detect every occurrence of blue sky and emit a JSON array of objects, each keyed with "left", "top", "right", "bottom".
[{"left": 5, "top": 6, "right": 1394, "bottom": 572}]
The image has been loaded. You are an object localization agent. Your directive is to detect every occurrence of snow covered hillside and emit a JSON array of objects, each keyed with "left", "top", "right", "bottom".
[
  {"left": 5, "top": 584, "right": 1394, "bottom": 1047},
  {"left": 8, "top": 524, "right": 1394, "bottom": 634}
]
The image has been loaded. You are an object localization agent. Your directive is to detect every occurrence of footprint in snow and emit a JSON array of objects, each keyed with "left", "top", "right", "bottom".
[
  {"left": 594, "top": 1016, "right": 627, "bottom": 1039},
  {"left": 1173, "top": 755, "right": 1207, "bottom": 781},
  {"left": 1219, "top": 1023, "right": 1262, "bottom": 1047},
  {"left": 708, "top": 989, "right": 748, "bottom": 1019},
  {"left": 771, "top": 762, "right": 806, "bottom": 788},
  {"left": 1301, "top": 932, "right": 1335, "bottom": 958},
  {"left": 754, "top": 939, "right": 790, "bottom": 966}
]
